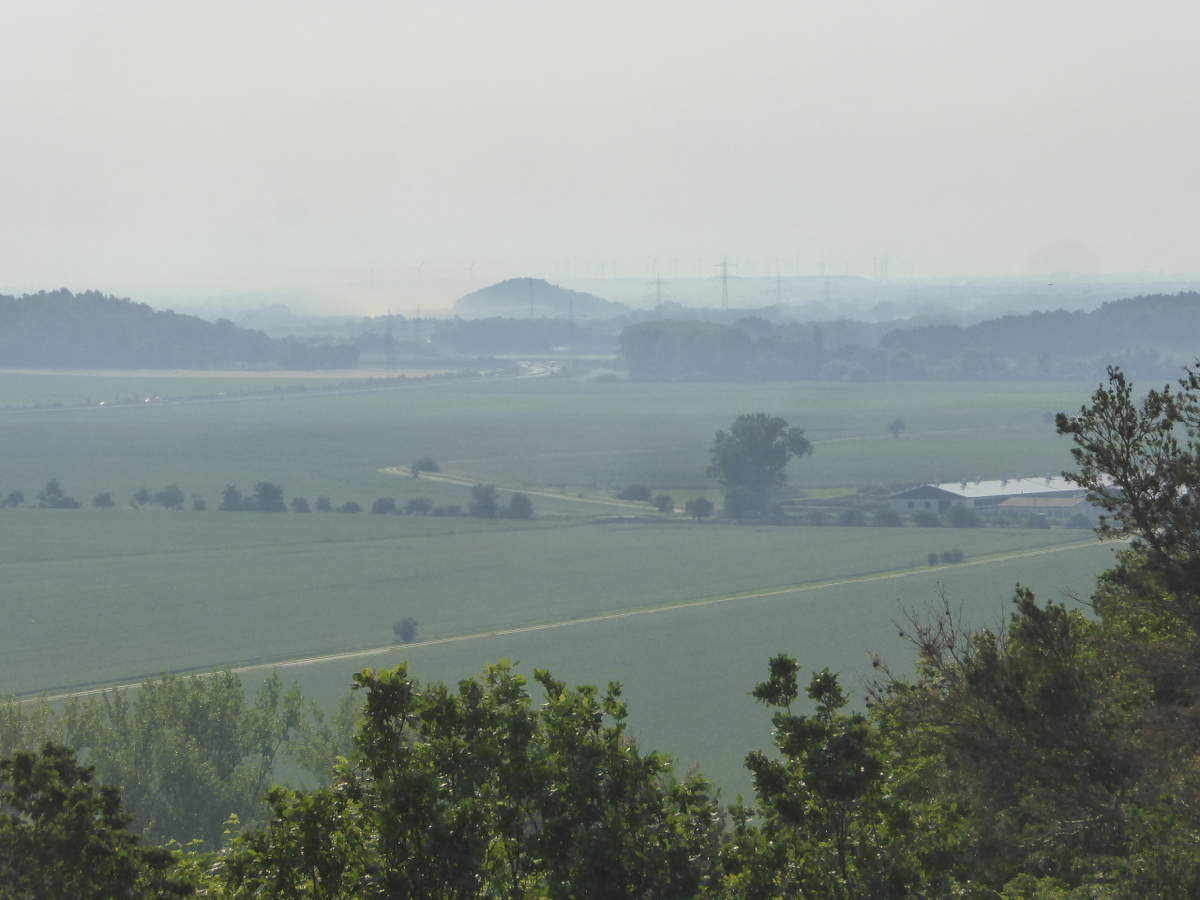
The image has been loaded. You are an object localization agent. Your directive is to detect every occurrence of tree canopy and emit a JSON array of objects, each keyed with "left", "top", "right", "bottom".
[{"left": 707, "top": 413, "right": 812, "bottom": 519}]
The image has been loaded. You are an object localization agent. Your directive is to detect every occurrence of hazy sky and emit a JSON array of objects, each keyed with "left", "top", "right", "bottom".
[{"left": 2, "top": 2, "right": 1198, "bottom": 309}]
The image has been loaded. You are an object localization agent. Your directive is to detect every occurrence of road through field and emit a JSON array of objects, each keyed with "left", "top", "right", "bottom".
[{"left": 26, "top": 537, "right": 1116, "bottom": 703}]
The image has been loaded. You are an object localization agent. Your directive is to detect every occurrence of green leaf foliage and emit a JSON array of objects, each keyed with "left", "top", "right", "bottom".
[
  {"left": 707, "top": 413, "right": 812, "bottom": 519},
  {"left": 218, "top": 660, "right": 723, "bottom": 899},
  {"left": 0, "top": 743, "right": 191, "bottom": 898}
]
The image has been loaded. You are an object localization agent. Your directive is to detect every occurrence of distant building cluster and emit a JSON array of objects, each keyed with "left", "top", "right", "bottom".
[{"left": 889, "top": 477, "right": 1101, "bottom": 521}]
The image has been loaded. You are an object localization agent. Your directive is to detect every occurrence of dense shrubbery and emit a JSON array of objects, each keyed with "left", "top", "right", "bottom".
[{"left": 616, "top": 483, "right": 652, "bottom": 501}]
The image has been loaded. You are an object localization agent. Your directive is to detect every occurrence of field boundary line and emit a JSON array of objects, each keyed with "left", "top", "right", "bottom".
[
  {"left": 0, "top": 364, "right": 550, "bottom": 415},
  {"left": 21, "top": 538, "right": 1118, "bottom": 704}
]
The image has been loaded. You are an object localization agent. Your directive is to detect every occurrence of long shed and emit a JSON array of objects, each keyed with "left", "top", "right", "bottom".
[{"left": 889, "top": 477, "right": 1086, "bottom": 514}]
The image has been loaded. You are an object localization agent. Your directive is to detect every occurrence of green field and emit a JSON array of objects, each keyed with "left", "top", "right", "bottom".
[
  {"left": 0, "top": 370, "right": 420, "bottom": 409},
  {"left": 0, "top": 378, "right": 1097, "bottom": 504},
  {"left": 0, "top": 372, "right": 1118, "bottom": 795},
  {"left": 268, "top": 539, "right": 1117, "bottom": 798}
]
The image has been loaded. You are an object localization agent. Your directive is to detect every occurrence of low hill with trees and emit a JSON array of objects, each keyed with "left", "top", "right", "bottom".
[
  {"left": 880, "top": 291, "right": 1200, "bottom": 375},
  {"left": 620, "top": 293, "right": 1200, "bottom": 383},
  {"left": 0, "top": 289, "right": 358, "bottom": 370},
  {"left": 454, "top": 278, "right": 630, "bottom": 320}
]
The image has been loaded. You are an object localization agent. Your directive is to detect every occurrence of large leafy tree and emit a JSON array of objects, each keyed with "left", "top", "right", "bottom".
[
  {"left": 1057, "top": 364, "right": 1200, "bottom": 632},
  {"left": 724, "top": 655, "right": 952, "bottom": 899},
  {"left": 218, "top": 661, "right": 722, "bottom": 899},
  {"left": 707, "top": 413, "right": 811, "bottom": 519},
  {"left": 0, "top": 743, "right": 190, "bottom": 899},
  {"left": 61, "top": 672, "right": 304, "bottom": 847}
]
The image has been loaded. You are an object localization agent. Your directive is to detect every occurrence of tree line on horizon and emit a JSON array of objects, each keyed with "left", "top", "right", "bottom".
[
  {"left": 619, "top": 293, "right": 1200, "bottom": 383},
  {"left": 0, "top": 289, "right": 358, "bottom": 370},
  {"left": 6, "top": 287, "right": 1196, "bottom": 380}
]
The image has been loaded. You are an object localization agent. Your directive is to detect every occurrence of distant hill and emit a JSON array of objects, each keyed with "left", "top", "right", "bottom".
[
  {"left": 0, "top": 289, "right": 357, "bottom": 370},
  {"left": 881, "top": 292, "right": 1200, "bottom": 362},
  {"left": 454, "top": 278, "right": 629, "bottom": 320}
]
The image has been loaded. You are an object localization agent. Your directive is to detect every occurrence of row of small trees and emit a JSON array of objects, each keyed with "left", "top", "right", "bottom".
[
  {"left": 616, "top": 484, "right": 717, "bottom": 519},
  {"left": 1, "top": 479, "right": 534, "bottom": 520}
]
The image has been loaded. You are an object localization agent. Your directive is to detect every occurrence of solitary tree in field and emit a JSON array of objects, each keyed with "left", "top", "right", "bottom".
[
  {"left": 469, "top": 484, "right": 499, "bottom": 518},
  {"left": 503, "top": 492, "right": 534, "bottom": 519},
  {"left": 92, "top": 492, "right": 115, "bottom": 508},
  {"left": 38, "top": 479, "right": 81, "bottom": 508},
  {"left": 250, "top": 482, "right": 287, "bottom": 513},
  {"left": 616, "top": 484, "right": 651, "bottom": 502},
  {"left": 131, "top": 487, "right": 152, "bottom": 509},
  {"left": 290, "top": 497, "right": 311, "bottom": 513},
  {"left": 219, "top": 485, "right": 242, "bottom": 512},
  {"left": 153, "top": 484, "right": 185, "bottom": 510},
  {"left": 887, "top": 418, "right": 906, "bottom": 439},
  {"left": 653, "top": 494, "right": 674, "bottom": 513},
  {"left": 707, "top": 413, "right": 812, "bottom": 520},
  {"left": 392, "top": 617, "right": 418, "bottom": 643},
  {"left": 371, "top": 497, "right": 398, "bottom": 515},
  {"left": 685, "top": 497, "right": 715, "bottom": 520},
  {"left": 411, "top": 458, "right": 440, "bottom": 478}
]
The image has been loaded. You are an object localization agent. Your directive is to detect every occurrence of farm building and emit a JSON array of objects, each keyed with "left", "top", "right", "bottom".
[
  {"left": 889, "top": 476, "right": 1087, "bottom": 515},
  {"left": 996, "top": 495, "right": 1102, "bottom": 520}
]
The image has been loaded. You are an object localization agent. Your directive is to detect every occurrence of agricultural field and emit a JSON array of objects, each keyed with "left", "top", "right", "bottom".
[
  {"left": 0, "top": 369, "right": 440, "bottom": 410},
  {"left": 0, "top": 376, "right": 1097, "bottom": 502},
  {"left": 0, "top": 371, "right": 1120, "bottom": 794},
  {"left": 273, "top": 538, "right": 1118, "bottom": 798}
]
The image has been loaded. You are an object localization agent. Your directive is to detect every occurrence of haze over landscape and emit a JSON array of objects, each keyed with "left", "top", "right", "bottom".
[
  {"left": 6, "top": 4, "right": 1200, "bottom": 897},
  {"left": 3, "top": 2, "right": 1199, "bottom": 316}
]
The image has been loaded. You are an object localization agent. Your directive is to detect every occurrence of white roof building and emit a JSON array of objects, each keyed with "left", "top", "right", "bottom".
[{"left": 889, "top": 476, "right": 1087, "bottom": 514}]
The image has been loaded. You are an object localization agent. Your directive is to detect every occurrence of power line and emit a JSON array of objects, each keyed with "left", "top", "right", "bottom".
[
  {"left": 647, "top": 276, "right": 670, "bottom": 311},
  {"left": 715, "top": 256, "right": 736, "bottom": 310}
]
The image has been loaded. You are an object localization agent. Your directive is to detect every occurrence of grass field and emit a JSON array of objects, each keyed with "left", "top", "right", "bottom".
[
  {"left": 265, "top": 538, "right": 1117, "bottom": 799},
  {"left": 0, "top": 372, "right": 1120, "bottom": 794},
  {"left": 0, "top": 370, "right": 437, "bottom": 409},
  {"left": 1, "top": 378, "right": 1098, "bottom": 506},
  {"left": 0, "top": 509, "right": 1096, "bottom": 696}
]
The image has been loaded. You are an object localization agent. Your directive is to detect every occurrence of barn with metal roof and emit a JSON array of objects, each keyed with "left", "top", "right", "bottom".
[{"left": 889, "top": 476, "right": 1087, "bottom": 515}]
